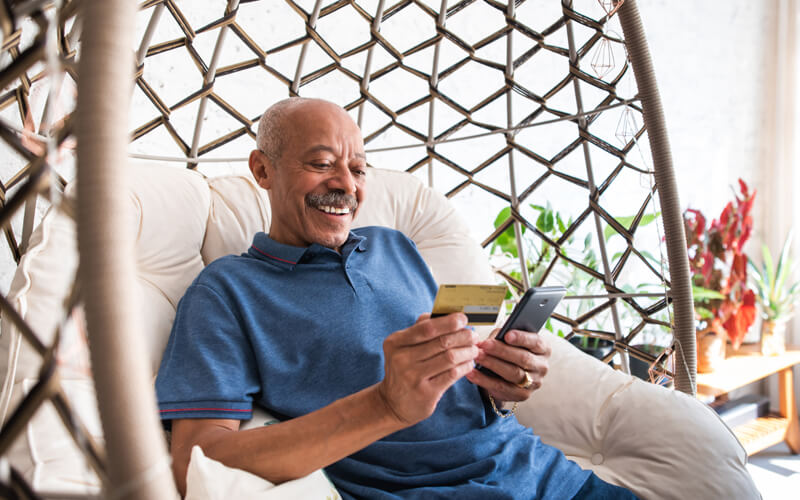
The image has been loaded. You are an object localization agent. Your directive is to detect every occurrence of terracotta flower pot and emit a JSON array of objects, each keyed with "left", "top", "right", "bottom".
[{"left": 697, "top": 322, "right": 726, "bottom": 373}]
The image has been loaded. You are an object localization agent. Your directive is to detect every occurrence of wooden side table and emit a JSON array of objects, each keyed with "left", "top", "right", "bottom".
[{"left": 696, "top": 345, "right": 800, "bottom": 456}]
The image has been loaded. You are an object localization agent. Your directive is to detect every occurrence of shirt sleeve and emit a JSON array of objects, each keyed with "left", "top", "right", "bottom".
[{"left": 155, "top": 282, "right": 260, "bottom": 422}]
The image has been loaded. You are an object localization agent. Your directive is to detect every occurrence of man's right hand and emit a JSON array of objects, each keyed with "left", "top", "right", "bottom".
[{"left": 377, "top": 312, "right": 478, "bottom": 426}]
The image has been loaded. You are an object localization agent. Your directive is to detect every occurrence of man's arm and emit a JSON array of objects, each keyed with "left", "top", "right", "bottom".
[
  {"left": 169, "top": 313, "right": 477, "bottom": 495},
  {"left": 170, "top": 384, "right": 399, "bottom": 495}
]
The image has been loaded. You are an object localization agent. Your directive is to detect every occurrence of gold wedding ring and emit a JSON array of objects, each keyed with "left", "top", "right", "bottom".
[{"left": 517, "top": 371, "right": 533, "bottom": 389}]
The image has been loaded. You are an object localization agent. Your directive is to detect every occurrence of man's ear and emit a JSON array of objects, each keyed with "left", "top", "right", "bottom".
[{"left": 248, "top": 150, "right": 272, "bottom": 190}]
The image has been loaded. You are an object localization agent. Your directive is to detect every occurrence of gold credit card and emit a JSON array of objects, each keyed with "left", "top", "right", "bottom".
[{"left": 431, "top": 284, "right": 507, "bottom": 325}]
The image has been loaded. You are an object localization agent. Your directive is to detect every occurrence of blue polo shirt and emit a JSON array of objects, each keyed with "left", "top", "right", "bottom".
[{"left": 156, "top": 226, "right": 590, "bottom": 499}]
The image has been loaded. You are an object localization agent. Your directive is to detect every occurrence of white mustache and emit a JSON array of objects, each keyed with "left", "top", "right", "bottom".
[{"left": 306, "top": 192, "right": 358, "bottom": 211}]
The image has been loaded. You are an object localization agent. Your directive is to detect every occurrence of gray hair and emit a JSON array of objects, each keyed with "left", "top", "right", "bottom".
[{"left": 256, "top": 97, "right": 309, "bottom": 164}]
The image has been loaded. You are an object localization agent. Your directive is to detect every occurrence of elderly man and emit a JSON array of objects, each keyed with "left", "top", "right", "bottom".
[{"left": 155, "top": 98, "right": 638, "bottom": 499}]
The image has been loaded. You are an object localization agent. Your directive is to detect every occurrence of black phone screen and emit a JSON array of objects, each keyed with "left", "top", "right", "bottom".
[{"left": 476, "top": 286, "right": 566, "bottom": 377}]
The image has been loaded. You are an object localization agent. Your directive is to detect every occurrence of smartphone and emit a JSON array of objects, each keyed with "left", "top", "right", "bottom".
[
  {"left": 476, "top": 285, "right": 566, "bottom": 375},
  {"left": 493, "top": 286, "right": 566, "bottom": 342}
]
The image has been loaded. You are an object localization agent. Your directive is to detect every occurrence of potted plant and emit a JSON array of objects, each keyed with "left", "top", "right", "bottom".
[
  {"left": 748, "top": 232, "right": 800, "bottom": 355},
  {"left": 683, "top": 179, "right": 757, "bottom": 372}
]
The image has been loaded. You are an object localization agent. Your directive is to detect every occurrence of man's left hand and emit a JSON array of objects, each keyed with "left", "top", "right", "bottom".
[{"left": 465, "top": 329, "right": 551, "bottom": 403}]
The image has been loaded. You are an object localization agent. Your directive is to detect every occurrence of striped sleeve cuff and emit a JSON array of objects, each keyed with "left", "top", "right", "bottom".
[{"left": 158, "top": 401, "right": 252, "bottom": 420}]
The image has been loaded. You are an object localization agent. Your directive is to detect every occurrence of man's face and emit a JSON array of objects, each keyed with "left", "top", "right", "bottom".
[{"left": 251, "top": 101, "right": 367, "bottom": 250}]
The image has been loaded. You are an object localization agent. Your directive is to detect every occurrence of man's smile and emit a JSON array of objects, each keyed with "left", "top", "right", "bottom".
[
  {"left": 306, "top": 191, "right": 358, "bottom": 218},
  {"left": 316, "top": 205, "right": 351, "bottom": 215}
]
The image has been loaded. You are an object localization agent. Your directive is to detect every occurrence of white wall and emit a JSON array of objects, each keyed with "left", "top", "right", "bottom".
[{"left": 641, "top": 0, "right": 770, "bottom": 216}]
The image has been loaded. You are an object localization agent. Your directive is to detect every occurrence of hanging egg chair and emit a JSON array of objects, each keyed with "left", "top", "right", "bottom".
[{"left": 0, "top": 1, "right": 758, "bottom": 498}]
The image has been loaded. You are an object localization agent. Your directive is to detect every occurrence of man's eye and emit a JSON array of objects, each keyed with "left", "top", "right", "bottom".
[
  {"left": 310, "top": 162, "right": 331, "bottom": 169},
  {"left": 352, "top": 167, "right": 366, "bottom": 176}
]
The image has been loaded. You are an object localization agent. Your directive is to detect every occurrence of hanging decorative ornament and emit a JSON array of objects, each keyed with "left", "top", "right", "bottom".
[
  {"left": 590, "top": 37, "right": 614, "bottom": 79},
  {"left": 591, "top": 0, "right": 622, "bottom": 82},
  {"left": 598, "top": 0, "right": 625, "bottom": 17},
  {"left": 616, "top": 26, "right": 637, "bottom": 147},
  {"left": 615, "top": 105, "right": 638, "bottom": 146}
]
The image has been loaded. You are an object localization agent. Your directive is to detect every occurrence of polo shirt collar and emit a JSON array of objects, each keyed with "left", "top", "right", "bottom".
[
  {"left": 248, "top": 231, "right": 367, "bottom": 269},
  {"left": 342, "top": 231, "right": 367, "bottom": 255}
]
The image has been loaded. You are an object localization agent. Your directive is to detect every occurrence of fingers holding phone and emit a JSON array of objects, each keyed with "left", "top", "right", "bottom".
[
  {"left": 466, "top": 330, "right": 550, "bottom": 401},
  {"left": 467, "top": 286, "right": 564, "bottom": 402},
  {"left": 502, "top": 329, "right": 552, "bottom": 357},
  {"left": 482, "top": 329, "right": 550, "bottom": 376}
]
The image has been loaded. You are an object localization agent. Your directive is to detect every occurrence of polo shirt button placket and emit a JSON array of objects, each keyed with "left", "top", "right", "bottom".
[{"left": 343, "top": 245, "right": 367, "bottom": 292}]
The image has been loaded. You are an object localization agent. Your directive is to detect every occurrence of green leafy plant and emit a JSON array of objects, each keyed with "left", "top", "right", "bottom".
[
  {"left": 690, "top": 285, "right": 726, "bottom": 320},
  {"left": 491, "top": 202, "right": 599, "bottom": 304},
  {"left": 492, "top": 202, "right": 591, "bottom": 287},
  {"left": 748, "top": 232, "right": 800, "bottom": 322}
]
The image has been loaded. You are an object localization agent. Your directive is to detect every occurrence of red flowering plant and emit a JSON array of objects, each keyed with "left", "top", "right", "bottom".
[{"left": 683, "top": 179, "right": 757, "bottom": 349}]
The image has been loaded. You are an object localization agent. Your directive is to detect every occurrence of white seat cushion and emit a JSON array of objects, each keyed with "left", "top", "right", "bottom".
[{"left": 518, "top": 334, "right": 757, "bottom": 499}]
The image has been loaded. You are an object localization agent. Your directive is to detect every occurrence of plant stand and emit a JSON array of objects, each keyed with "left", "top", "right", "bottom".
[{"left": 696, "top": 344, "right": 800, "bottom": 455}]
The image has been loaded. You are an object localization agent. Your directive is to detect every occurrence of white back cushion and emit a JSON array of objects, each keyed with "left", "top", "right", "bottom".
[
  {"left": 200, "top": 167, "right": 495, "bottom": 285},
  {"left": 0, "top": 163, "right": 211, "bottom": 496},
  {"left": 130, "top": 165, "right": 211, "bottom": 371}
]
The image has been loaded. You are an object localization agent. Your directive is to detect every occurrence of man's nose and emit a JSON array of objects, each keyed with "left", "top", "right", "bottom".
[{"left": 328, "top": 162, "right": 357, "bottom": 194}]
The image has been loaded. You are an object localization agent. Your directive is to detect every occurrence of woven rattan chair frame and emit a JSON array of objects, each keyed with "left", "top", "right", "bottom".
[{"left": 0, "top": 0, "right": 693, "bottom": 497}]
